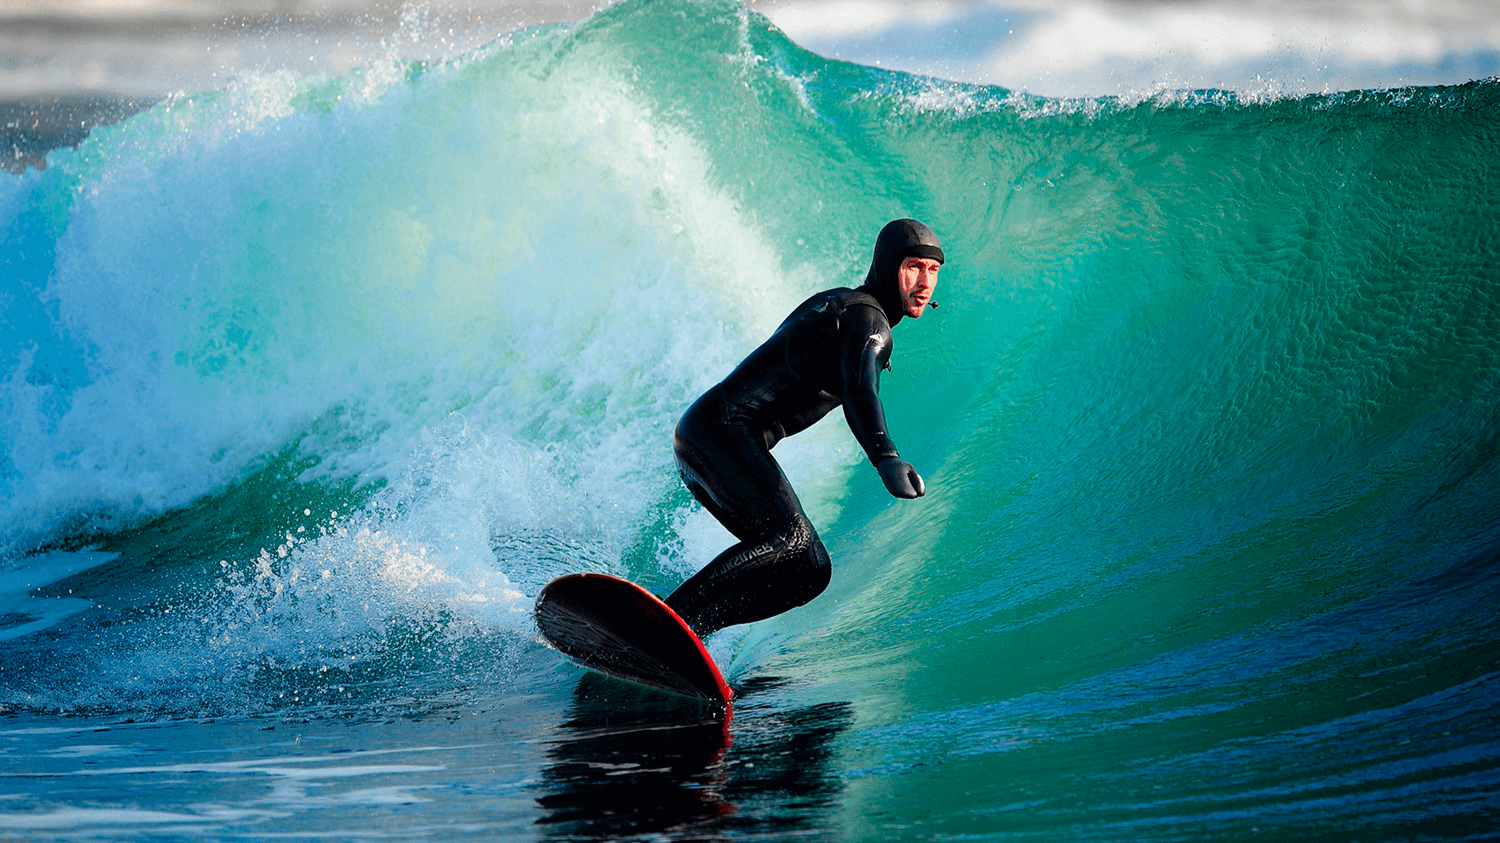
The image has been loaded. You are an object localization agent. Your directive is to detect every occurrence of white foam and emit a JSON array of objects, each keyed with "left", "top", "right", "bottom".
[
  {"left": 0, "top": 10, "right": 871, "bottom": 715},
  {"left": 1, "top": 26, "right": 808, "bottom": 561}
]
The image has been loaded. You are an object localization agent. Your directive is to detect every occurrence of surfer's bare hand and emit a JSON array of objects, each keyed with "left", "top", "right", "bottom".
[{"left": 877, "top": 458, "right": 925, "bottom": 499}]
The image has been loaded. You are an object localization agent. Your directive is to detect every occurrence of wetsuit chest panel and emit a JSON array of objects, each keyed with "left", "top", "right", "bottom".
[{"left": 710, "top": 288, "right": 891, "bottom": 448}]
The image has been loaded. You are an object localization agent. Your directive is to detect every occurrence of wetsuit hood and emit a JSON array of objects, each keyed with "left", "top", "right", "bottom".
[{"left": 858, "top": 218, "right": 945, "bottom": 326}]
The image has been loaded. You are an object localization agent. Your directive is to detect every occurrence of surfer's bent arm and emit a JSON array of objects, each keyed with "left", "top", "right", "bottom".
[{"left": 840, "top": 305, "right": 925, "bottom": 499}]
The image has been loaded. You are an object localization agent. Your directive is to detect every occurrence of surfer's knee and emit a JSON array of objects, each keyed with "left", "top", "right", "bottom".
[
  {"left": 796, "top": 521, "right": 829, "bottom": 573},
  {"left": 665, "top": 520, "right": 830, "bottom": 636},
  {"left": 783, "top": 519, "right": 831, "bottom": 605}
]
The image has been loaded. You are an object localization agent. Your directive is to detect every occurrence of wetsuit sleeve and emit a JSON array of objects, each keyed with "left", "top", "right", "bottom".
[{"left": 839, "top": 304, "right": 901, "bottom": 465}]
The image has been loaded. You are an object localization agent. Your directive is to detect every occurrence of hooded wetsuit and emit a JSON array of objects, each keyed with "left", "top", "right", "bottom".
[{"left": 665, "top": 219, "right": 945, "bottom": 636}]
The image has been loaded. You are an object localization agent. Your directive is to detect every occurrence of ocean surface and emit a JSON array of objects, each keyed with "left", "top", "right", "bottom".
[{"left": 3, "top": 0, "right": 1499, "bottom": 838}]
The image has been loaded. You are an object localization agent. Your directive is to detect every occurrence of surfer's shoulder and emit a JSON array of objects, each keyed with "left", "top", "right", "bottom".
[{"left": 800, "top": 287, "right": 884, "bottom": 319}]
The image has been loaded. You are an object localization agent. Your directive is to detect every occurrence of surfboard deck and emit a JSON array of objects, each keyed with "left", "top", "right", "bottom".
[{"left": 535, "top": 573, "right": 733, "bottom": 703}]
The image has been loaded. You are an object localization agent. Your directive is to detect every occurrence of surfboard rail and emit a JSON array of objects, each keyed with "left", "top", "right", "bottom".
[{"left": 535, "top": 573, "right": 733, "bottom": 703}]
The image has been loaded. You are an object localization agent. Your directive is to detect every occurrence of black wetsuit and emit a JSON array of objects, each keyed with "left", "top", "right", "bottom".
[{"left": 665, "top": 219, "right": 944, "bottom": 636}]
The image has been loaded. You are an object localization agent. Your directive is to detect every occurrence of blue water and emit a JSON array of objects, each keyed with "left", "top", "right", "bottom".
[{"left": 3, "top": 0, "right": 1499, "bottom": 838}]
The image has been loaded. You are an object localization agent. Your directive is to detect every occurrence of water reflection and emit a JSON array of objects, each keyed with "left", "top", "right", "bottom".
[{"left": 535, "top": 675, "right": 852, "bottom": 841}]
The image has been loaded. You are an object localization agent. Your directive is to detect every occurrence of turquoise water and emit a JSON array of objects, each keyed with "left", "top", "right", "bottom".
[{"left": 3, "top": 0, "right": 1499, "bottom": 838}]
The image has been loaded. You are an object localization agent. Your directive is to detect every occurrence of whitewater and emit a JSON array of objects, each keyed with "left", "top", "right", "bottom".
[{"left": 2, "top": 0, "right": 1498, "bottom": 838}]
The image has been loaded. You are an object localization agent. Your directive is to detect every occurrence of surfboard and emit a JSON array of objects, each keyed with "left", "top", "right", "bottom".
[{"left": 535, "top": 573, "right": 733, "bottom": 703}]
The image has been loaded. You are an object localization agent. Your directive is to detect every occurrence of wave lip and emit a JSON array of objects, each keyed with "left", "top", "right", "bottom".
[{"left": 759, "top": 0, "right": 1500, "bottom": 97}]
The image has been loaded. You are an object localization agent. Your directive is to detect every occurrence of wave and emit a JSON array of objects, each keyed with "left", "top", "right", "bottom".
[{"left": 2, "top": 0, "right": 1498, "bottom": 835}]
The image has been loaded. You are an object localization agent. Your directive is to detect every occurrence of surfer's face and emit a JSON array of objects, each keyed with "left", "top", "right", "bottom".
[{"left": 897, "top": 256, "right": 941, "bottom": 318}]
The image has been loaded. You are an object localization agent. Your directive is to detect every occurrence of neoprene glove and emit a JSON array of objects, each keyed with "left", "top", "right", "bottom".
[{"left": 877, "top": 457, "right": 925, "bottom": 499}]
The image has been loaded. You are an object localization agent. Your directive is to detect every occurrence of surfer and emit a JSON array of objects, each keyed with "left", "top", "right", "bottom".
[{"left": 665, "top": 218, "right": 943, "bottom": 636}]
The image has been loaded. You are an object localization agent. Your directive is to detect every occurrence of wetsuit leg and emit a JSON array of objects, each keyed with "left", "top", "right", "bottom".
[{"left": 665, "top": 419, "right": 832, "bottom": 637}]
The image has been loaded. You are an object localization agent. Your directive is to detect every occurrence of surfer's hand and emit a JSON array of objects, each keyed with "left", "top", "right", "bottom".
[{"left": 877, "top": 458, "right": 925, "bottom": 499}]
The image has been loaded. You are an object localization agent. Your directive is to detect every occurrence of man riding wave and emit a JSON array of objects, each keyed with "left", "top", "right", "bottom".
[{"left": 665, "top": 218, "right": 944, "bottom": 636}]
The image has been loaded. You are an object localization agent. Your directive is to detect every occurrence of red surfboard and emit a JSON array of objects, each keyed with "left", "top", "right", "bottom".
[{"left": 535, "top": 573, "right": 733, "bottom": 703}]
